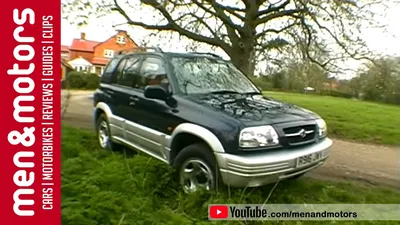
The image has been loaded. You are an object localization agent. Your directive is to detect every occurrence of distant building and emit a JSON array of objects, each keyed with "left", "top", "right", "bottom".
[
  {"left": 323, "top": 79, "right": 339, "bottom": 90},
  {"left": 61, "top": 58, "right": 74, "bottom": 81},
  {"left": 61, "top": 45, "right": 70, "bottom": 60},
  {"left": 61, "top": 30, "right": 138, "bottom": 75}
]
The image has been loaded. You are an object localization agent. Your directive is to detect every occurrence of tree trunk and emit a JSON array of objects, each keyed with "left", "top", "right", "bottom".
[{"left": 229, "top": 46, "right": 255, "bottom": 77}]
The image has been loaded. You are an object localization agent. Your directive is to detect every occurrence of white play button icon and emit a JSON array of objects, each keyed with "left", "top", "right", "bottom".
[{"left": 209, "top": 205, "right": 228, "bottom": 219}]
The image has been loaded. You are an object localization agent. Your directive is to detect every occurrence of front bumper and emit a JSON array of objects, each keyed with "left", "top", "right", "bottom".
[{"left": 214, "top": 138, "right": 332, "bottom": 187}]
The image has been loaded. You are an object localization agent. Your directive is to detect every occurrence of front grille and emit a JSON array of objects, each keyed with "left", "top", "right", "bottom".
[{"left": 282, "top": 124, "right": 316, "bottom": 146}]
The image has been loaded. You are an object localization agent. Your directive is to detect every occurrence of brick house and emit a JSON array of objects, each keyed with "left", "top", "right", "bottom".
[
  {"left": 61, "top": 58, "right": 74, "bottom": 82},
  {"left": 61, "top": 45, "right": 70, "bottom": 60},
  {"left": 62, "top": 30, "right": 138, "bottom": 75},
  {"left": 323, "top": 78, "right": 340, "bottom": 90}
]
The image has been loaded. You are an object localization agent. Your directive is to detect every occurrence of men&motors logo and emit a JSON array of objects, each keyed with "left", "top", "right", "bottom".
[{"left": 209, "top": 205, "right": 229, "bottom": 219}]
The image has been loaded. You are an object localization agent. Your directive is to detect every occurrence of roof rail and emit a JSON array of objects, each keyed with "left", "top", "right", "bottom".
[
  {"left": 190, "top": 52, "right": 221, "bottom": 58},
  {"left": 116, "top": 46, "right": 163, "bottom": 55}
]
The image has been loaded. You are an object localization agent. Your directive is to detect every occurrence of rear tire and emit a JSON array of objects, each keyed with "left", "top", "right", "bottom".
[
  {"left": 173, "top": 143, "right": 223, "bottom": 193},
  {"left": 96, "top": 114, "right": 123, "bottom": 151}
]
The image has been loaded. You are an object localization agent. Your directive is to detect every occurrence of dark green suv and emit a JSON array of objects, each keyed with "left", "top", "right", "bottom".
[{"left": 93, "top": 47, "right": 332, "bottom": 193}]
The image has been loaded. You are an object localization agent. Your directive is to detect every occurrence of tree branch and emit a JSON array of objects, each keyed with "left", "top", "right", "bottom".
[
  {"left": 299, "top": 17, "right": 331, "bottom": 69},
  {"left": 308, "top": 11, "right": 375, "bottom": 63},
  {"left": 195, "top": 0, "right": 242, "bottom": 45},
  {"left": 255, "top": 21, "right": 299, "bottom": 39},
  {"left": 255, "top": 8, "right": 306, "bottom": 26},
  {"left": 257, "top": 0, "right": 291, "bottom": 17},
  {"left": 112, "top": 0, "right": 172, "bottom": 30},
  {"left": 113, "top": 0, "right": 229, "bottom": 49},
  {"left": 212, "top": 1, "right": 246, "bottom": 21},
  {"left": 192, "top": 0, "right": 243, "bottom": 31}
]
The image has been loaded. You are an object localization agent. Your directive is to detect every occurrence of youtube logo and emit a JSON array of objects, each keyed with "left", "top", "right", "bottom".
[{"left": 209, "top": 205, "right": 229, "bottom": 219}]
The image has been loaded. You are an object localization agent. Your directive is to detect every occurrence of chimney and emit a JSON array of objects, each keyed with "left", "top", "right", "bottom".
[{"left": 80, "top": 32, "right": 86, "bottom": 40}]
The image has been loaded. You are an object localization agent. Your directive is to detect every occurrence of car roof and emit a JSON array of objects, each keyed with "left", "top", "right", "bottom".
[
  {"left": 163, "top": 52, "right": 221, "bottom": 59},
  {"left": 115, "top": 51, "right": 226, "bottom": 61}
]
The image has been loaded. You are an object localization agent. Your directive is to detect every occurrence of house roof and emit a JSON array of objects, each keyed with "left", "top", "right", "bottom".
[
  {"left": 61, "top": 58, "right": 73, "bottom": 69},
  {"left": 61, "top": 45, "right": 69, "bottom": 52},
  {"left": 92, "top": 57, "right": 110, "bottom": 65},
  {"left": 69, "top": 38, "right": 100, "bottom": 52},
  {"left": 68, "top": 57, "right": 93, "bottom": 66},
  {"left": 92, "top": 31, "right": 139, "bottom": 48}
]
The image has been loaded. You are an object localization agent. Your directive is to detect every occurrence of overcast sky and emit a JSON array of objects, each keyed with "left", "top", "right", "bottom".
[{"left": 61, "top": 2, "right": 400, "bottom": 77}]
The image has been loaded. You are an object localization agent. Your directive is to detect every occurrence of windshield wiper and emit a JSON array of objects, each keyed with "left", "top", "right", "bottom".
[
  {"left": 208, "top": 90, "right": 241, "bottom": 94},
  {"left": 242, "top": 91, "right": 262, "bottom": 96},
  {"left": 208, "top": 90, "right": 262, "bottom": 95}
]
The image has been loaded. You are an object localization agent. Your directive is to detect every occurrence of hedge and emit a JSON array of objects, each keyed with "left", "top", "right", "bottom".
[
  {"left": 318, "top": 90, "right": 353, "bottom": 99},
  {"left": 66, "top": 71, "right": 100, "bottom": 90},
  {"left": 249, "top": 77, "right": 273, "bottom": 91}
]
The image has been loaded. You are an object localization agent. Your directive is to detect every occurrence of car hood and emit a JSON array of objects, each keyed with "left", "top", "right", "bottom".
[{"left": 188, "top": 93, "right": 319, "bottom": 126}]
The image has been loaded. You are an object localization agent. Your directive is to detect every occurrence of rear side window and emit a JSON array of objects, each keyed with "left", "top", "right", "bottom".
[
  {"left": 101, "top": 57, "right": 121, "bottom": 83},
  {"left": 104, "top": 57, "right": 120, "bottom": 73},
  {"left": 114, "top": 59, "right": 127, "bottom": 84}
]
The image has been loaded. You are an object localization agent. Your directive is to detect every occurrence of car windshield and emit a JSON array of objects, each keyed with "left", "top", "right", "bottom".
[{"left": 169, "top": 56, "right": 260, "bottom": 95}]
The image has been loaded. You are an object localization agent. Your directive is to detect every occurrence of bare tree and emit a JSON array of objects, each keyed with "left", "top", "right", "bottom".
[{"left": 62, "top": 0, "right": 394, "bottom": 76}]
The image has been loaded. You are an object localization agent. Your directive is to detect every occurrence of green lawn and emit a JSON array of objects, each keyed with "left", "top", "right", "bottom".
[
  {"left": 62, "top": 126, "right": 400, "bottom": 225},
  {"left": 263, "top": 91, "right": 400, "bottom": 145}
]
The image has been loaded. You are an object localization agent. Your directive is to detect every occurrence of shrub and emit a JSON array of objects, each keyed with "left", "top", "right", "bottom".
[
  {"left": 61, "top": 80, "right": 67, "bottom": 89},
  {"left": 66, "top": 71, "right": 100, "bottom": 90},
  {"left": 66, "top": 71, "right": 86, "bottom": 89},
  {"left": 319, "top": 90, "right": 353, "bottom": 99},
  {"left": 249, "top": 76, "right": 273, "bottom": 91},
  {"left": 84, "top": 73, "right": 101, "bottom": 90}
]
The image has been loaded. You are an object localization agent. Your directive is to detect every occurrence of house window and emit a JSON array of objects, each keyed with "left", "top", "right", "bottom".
[
  {"left": 61, "top": 52, "right": 69, "bottom": 59},
  {"left": 104, "top": 49, "right": 114, "bottom": 58},
  {"left": 116, "top": 35, "right": 126, "bottom": 44},
  {"left": 95, "top": 66, "right": 103, "bottom": 75},
  {"left": 74, "top": 65, "right": 90, "bottom": 72}
]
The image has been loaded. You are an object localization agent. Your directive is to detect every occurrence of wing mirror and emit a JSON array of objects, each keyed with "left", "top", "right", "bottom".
[{"left": 144, "top": 85, "right": 168, "bottom": 101}]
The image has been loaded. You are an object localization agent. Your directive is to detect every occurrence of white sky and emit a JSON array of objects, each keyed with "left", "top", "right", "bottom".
[{"left": 61, "top": 2, "right": 400, "bottom": 77}]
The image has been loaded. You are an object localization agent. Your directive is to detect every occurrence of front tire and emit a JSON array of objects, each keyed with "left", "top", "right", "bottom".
[
  {"left": 96, "top": 114, "right": 123, "bottom": 151},
  {"left": 173, "top": 143, "right": 222, "bottom": 193}
]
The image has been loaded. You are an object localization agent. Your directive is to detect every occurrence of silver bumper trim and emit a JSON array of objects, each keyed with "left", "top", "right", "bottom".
[{"left": 215, "top": 138, "right": 332, "bottom": 187}]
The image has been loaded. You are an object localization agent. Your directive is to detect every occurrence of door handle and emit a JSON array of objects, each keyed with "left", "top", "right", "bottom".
[
  {"left": 106, "top": 90, "right": 114, "bottom": 94},
  {"left": 129, "top": 96, "right": 139, "bottom": 101},
  {"left": 129, "top": 95, "right": 139, "bottom": 107}
]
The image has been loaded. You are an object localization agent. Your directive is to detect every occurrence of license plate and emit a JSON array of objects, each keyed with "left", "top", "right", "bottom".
[{"left": 297, "top": 152, "right": 323, "bottom": 167}]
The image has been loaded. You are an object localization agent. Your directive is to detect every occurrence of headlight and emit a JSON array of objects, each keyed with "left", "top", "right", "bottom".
[
  {"left": 316, "top": 119, "right": 327, "bottom": 138},
  {"left": 239, "top": 126, "right": 279, "bottom": 148}
]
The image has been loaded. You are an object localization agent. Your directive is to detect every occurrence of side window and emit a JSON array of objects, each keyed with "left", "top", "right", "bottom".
[
  {"left": 113, "top": 59, "right": 127, "bottom": 84},
  {"left": 104, "top": 57, "right": 120, "bottom": 73},
  {"left": 113, "top": 56, "right": 142, "bottom": 87},
  {"left": 124, "top": 56, "right": 143, "bottom": 89},
  {"left": 140, "top": 57, "right": 168, "bottom": 88},
  {"left": 101, "top": 57, "right": 120, "bottom": 83}
]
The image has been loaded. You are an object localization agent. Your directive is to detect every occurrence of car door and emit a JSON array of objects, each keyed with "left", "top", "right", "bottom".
[
  {"left": 109, "top": 55, "right": 143, "bottom": 140},
  {"left": 122, "top": 55, "right": 177, "bottom": 161},
  {"left": 136, "top": 56, "right": 173, "bottom": 133},
  {"left": 97, "top": 56, "right": 126, "bottom": 138}
]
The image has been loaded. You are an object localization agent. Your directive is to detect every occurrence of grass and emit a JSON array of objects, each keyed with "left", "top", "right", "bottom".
[
  {"left": 263, "top": 91, "right": 400, "bottom": 145},
  {"left": 62, "top": 126, "right": 400, "bottom": 225}
]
